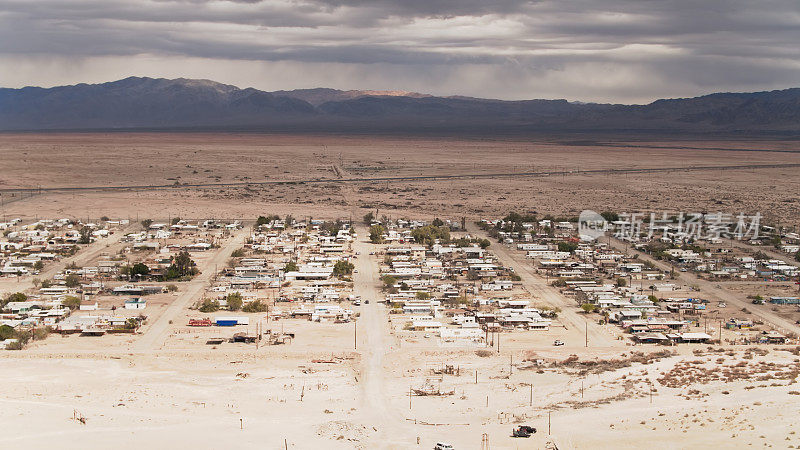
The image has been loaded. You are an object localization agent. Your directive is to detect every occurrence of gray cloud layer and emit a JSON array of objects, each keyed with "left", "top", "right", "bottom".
[{"left": 1, "top": 0, "right": 799, "bottom": 102}]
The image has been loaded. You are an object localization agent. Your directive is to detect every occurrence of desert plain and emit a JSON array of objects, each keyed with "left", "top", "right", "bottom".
[{"left": 1, "top": 132, "right": 800, "bottom": 449}]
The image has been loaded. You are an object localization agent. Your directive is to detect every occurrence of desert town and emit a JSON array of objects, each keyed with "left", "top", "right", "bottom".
[
  {"left": 2, "top": 187, "right": 800, "bottom": 448},
  {"left": 5, "top": 0, "right": 800, "bottom": 447}
]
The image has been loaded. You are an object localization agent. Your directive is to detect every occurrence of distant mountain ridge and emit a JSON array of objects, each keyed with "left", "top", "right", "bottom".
[{"left": 2, "top": 76, "right": 800, "bottom": 134}]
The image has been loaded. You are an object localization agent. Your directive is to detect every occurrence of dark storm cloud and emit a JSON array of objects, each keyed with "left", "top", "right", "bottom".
[{"left": 1, "top": 0, "right": 799, "bottom": 102}]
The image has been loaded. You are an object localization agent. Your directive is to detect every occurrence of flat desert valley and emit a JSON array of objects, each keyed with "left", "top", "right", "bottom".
[{"left": 1, "top": 133, "right": 800, "bottom": 449}]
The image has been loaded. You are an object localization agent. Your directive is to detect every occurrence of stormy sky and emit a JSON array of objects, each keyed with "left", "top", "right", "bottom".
[{"left": 1, "top": 0, "right": 799, "bottom": 103}]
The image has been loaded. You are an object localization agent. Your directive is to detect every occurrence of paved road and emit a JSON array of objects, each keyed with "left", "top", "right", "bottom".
[
  {"left": 468, "top": 224, "right": 616, "bottom": 347},
  {"left": 3, "top": 163, "right": 799, "bottom": 194},
  {"left": 609, "top": 238, "right": 800, "bottom": 336},
  {"left": 132, "top": 226, "right": 251, "bottom": 351}
]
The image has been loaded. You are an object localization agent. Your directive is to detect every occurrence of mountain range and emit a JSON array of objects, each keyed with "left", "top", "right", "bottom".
[{"left": 2, "top": 77, "right": 800, "bottom": 134}]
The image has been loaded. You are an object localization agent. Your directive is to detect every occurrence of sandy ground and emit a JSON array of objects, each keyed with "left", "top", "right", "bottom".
[
  {"left": 2, "top": 134, "right": 800, "bottom": 448},
  {"left": 1, "top": 133, "right": 799, "bottom": 227}
]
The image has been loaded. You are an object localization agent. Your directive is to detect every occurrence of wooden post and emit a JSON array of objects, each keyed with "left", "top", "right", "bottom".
[
  {"left": 529, "top": 383, "right": 533, "bottom": 406},
  {"left": 409, "top": 386, "right": 412, "bottom": 410},
  {"left": 585, "top": 321, "right": 588, "bottom": 348},
  {"left": 548, "top": 410, "right": 551, "bottom": 435},
  {"left": 240, "top": 418, "right": 243, "bottom": 429}
]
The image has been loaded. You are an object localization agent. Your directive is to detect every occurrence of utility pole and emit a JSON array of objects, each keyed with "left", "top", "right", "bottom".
[
  {"left": 354, "top": 318, "right": 357, "bottom": 350},
  {"left": 529, "top": 383, "right": 533, "bottom": 406},
  {"left": 585, "top": 321, "right": 588, "bottom": 348}
]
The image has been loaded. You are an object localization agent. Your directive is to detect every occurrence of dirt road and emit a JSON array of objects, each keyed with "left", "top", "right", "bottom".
[
  {"left": 132, "top": 226, "right": 251, "bottom": 351},
  {"left": 469, "top": 224, "right": 617, "bottom": 347},
  {"left": 0, "top": 224, "right": 133, "bottom": 294},
  {"left": 609, "top": 238, "right": 800, "bottom": 336},
  {"left": 351, "top": 227, "right": 420, "bottom": 448}
]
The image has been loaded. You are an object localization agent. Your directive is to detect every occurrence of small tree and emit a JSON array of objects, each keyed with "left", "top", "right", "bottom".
[
  {"left": 369, "top": 225, "right": 385, "bottom": 243},
  {"left": 243, "top": 299, "right": 268, "bottom": 313},
  {"left": 165, "top": 251, "right": 198, "bottom": 280},
  {"left": 64, "top": 274, "right": 81, "bottom": 288},
  {"left": 616, "top": 277, "right": 627, "bottom": 287},
  {"left": 33, "top": 260, "right": 44, "bottom": 271},
  {"left": 557, "top": 241, "right": 578, "bottom": 253},
  {"left": 141, "top": 219, "right": 153, "bottom": 229},
  {"left": 78, "top": 226, "right": 92, "bottom": 244},
  {"left": 363, "top": 212, "right": 375, "bottom": 225},
  {"left": 795, "top": 250, "right": 800, "bottom": 263},
  {"left": 332, "top": 260, "right": 355, "bottom": 277},
  {"left": 231, "top": 248, "right": 246, "bottom": 258},
  {"left": 415, "top": 291, "right": 430, "bottom": 300},
  {"left": 226, "top": 292, "right": 243, "bottom": 311},
  {"left": 0, "top": 324, "right": 15, "bottom": 340},
  {"left": 3, "top": 292, "right": 27, "bottom": 305},
  {"left": 61, "top": 295, "right": 82, "bottom": 310},
  {"left": 284, "top": 261, "right": 299, "bottom": 272},
  {"left": 130, "top": 262, "right": 150, "bottom": 279},
  {"left": 198, "top": 299, "right": 220, "bottom": 312},
  {"left": 381, "top": 275, "right": 397, "bottom": 290},
  {"left": 580, "top": 303, "right": 597, "bottom": 314}
]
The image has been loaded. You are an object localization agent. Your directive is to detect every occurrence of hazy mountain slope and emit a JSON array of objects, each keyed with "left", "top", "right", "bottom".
[
  {"left": 1, "top": 77, "right": 800, "bottom": 133},
  {"left": 0, "top": 77, "right": 317, "bottom": 130},
  {"left": 269, "top": 88, "right": 430, "bottom": 106}
]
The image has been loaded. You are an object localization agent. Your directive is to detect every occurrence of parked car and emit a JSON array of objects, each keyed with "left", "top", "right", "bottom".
[
  {"left": 553, "top": 340, "right": 565, "bottom": 346},
  {"left": 434, "top": 443, "right": 454, "bottom": 450},
  {"left": 512, "top": 425, "right": 537, "bottom": 437}
]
